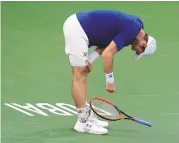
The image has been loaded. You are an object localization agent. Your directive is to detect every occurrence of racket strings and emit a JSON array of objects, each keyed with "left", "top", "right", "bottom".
[{"left": 91, "top": 100, "right": 119, "bottom": 120}]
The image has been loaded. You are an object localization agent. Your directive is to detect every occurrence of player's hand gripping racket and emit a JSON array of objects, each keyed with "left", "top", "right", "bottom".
[{"left": 90, "top": 97, "right": 152, "bottom": 127}]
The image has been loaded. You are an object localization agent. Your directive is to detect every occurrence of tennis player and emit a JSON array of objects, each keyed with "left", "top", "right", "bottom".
[{"left": 63, "top": 10, "right": 157, "bottom": 135}]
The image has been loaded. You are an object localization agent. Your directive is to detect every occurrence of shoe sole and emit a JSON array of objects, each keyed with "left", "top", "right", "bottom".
[{"left": 74, "top": 127, "right": 108, "bottom": 135}]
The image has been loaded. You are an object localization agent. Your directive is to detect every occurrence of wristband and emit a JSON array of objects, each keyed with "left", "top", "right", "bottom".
[
  {"left": 88, "top": 51, "right": 100, "bottom": 64},
  {"left": 105, "top": 72, "right": 114, "bottom": 84}
]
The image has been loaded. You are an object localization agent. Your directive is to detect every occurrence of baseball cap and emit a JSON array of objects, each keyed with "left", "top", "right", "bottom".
[{"left": 136, "top": 36, "right": 157, "bottom": 60}]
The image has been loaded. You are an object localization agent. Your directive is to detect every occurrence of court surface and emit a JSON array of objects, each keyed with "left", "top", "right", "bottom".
[{"left": 1, "top": 2, "right": 179, "bottom": 143}]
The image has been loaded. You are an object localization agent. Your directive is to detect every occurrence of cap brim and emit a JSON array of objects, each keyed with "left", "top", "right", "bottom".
[{"left": 136, "top": 53, "right": 144, "bottom": 60}]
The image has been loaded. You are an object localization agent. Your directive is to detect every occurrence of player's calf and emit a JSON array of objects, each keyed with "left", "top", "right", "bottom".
[{"left": 72, "top": 66, "right": 90, "bottom": 122}]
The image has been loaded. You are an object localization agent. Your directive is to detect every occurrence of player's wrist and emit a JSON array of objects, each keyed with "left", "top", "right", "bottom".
[
  {"left": 88, "top": 51, "right": 100, "bottom": 64},
  {"left": 105, "top": 72, "right": 114, "bottom": 84}
]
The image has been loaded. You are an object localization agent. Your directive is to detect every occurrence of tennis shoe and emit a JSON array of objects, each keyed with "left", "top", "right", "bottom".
[
  {"left": 74, "top": 120, "right": 108, "bottom": 135},
  {"left": 89, "top": 111, "right": 109, "bottom": 128}
]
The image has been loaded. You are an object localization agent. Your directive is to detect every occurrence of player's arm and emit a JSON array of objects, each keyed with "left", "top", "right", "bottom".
[
  {"left": 87, "top": 47, "right": 105, "bottom": 73},
  {"left": 101, "top": 41, "right": 118, "bottom": 84},
  {"left": 88, "top": 47, "right": 105, "bottom": 64},
  {"left": 102, "top": 31, "right": 129, "bottom": 93}
]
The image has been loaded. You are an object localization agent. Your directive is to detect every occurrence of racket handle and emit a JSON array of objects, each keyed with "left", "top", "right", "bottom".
[{"left": 132, "top": 118, "right": 152, "bottom": 127}]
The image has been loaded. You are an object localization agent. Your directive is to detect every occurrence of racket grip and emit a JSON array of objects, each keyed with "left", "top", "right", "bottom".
[{"left": 132, "top": 118, "right": 152, "bottom": 127}]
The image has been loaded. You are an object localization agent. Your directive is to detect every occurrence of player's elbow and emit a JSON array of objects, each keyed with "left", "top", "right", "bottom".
[{"left": 102, "top": 41, "right": 117, "bottom": 59}]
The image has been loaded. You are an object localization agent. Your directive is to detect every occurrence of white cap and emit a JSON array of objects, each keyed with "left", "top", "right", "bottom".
[{"left": 136, "top": 36, "right": 157, "bottom": 60}]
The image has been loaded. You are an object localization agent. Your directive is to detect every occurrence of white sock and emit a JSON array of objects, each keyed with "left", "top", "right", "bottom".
[
  {"left": 85, "top": 102, "right": 97, "bottom": 118},
  {"left": 77, "top": 106, "right": 91, "bottom": 123}
]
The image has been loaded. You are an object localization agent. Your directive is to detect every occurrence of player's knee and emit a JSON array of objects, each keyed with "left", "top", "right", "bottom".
[{"left": 72, "top": 66, "right": 88, "bottom": 82}]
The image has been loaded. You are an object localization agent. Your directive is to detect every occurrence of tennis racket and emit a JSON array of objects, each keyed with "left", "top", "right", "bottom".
[{"left": 90, "top": 97, "right": 152, "bottom": 127}]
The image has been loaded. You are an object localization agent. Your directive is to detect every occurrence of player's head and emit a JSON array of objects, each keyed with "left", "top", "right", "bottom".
[{"left": 131, "top": 32, "right": 156, "bottom": 60}]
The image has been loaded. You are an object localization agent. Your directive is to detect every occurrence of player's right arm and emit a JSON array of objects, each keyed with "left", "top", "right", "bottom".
[{"left": 101, "top": 41, "right": 118, "bottom": 93}]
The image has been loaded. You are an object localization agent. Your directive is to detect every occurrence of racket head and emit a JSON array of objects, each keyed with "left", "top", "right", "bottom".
[{"left": 90, "top": 97, "right": 123, "bottom": 121}]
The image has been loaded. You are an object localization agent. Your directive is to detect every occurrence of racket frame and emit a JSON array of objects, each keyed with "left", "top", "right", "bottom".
[
  {"left": 90, "top": 97, "right": 132, "bottom": 121},
  {"left": 90, "top": 97, "right": 152, "bottom": 127}
]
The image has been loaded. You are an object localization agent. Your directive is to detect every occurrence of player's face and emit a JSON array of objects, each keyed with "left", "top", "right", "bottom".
[{"left": 131, "top": 39, "right": 146, "bottom": 55}]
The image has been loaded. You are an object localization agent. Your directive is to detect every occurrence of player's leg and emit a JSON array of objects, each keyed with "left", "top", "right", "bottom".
[
  {"left": 68, "top": 54, "right": 107, "bottom": 134},
  {"left": 71, "top": 65, "right": 87, "bottom": 109},
  {"left": 70, "top": 55, "right": 108, "bottom": 128},
  {"left": 70, "top": 60, "right": 89, "bottom": 121},
  {"left": 71, "top": 67, "right": 87, "bottom": 108},
  {"left": 63, "top": 14, "right": 108, "bottom": 134}
]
